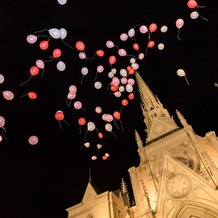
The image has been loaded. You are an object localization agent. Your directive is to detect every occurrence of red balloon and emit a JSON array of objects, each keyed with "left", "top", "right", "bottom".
[
  {"left": 109, "top": 56, "right": 116, "bottom": 65},
  {"left": 39, "top": 40, "right": 49, "bottom": 50},
  {"left": 113, "top": 111, "right": 121, "bottom": 120},
  {"left": 28, "top": 92, "right": 37, "bottom": 99},
  {"left": 149, "top": 23, "right": 157, "bottom": 32},
  {"left": 75, "top": 41, "right": 85, "bottom": 51},
  {"left": 55, "top": 110, "right": 64, "bottom": 121},
  {"left": 187, "top": 0, "right": 197, "bottom": 8},
  {"left": 129, "top": 69, "right": 135, "bottom": 75},
  {"left": 102, "top": 155, "right": 108, "bottom": 160},
  {"left": 53, "top": 48, "right": 62, "bottom": 58},
  {"left": 96, "top": 50, "right": 104, "bottom": 57},
  {"left": 121, "top": 99, "right": 128, "bottom": 106},
  {"left": 98, "top": 132, "right": 104, "bottom": 138},
  {"left": 78, "top": 117, "right": 86, "bottom": 125},
  {"left": 110, "top": 84, "right": 118, "bottom": 92},
  {"left": 126, "top": 66, "right": 132, "bottom": 71},
  {"left": 148, "top": 40, "right": 155, "bottom": 48},
  {"left": 133, "top": 43, "right": 139, "bottom": 50},
  {"left": 128, "top": 93, "right": 135, "bottom": 100},
  {"left": 30, "top": 66, "right": 39, "bottom": 76}
]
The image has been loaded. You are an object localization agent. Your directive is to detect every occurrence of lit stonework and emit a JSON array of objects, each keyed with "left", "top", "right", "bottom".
[{"left": 66, "top": 72, "right": 218, "bottom": 218}]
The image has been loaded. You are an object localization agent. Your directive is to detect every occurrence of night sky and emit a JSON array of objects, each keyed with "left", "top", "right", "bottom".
[{"left": 0, "top": 0, "right": 218, "bottom": 217}]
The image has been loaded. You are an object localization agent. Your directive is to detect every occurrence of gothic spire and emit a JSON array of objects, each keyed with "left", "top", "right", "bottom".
[
  {"left": 176, "top": 109, "right": 188, "bottom": 127},
  {"left": 135, "top": 130, "right": 143, "bottom": 149},
  {"left": 121, "top": 178, "right": 130, "bottom": 207},
  {"left": 135, "top": 71, "right": 171, "bottom": 130}
]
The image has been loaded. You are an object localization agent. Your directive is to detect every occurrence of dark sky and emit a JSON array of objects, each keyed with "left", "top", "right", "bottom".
[{"left": 0, "top": 0, "right": 218, "bottom": 217}]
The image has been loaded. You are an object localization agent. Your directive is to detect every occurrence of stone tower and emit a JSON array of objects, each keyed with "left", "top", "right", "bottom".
[
  {"left": 66, "top": 72, "right": 218, "bottom": 218},
  {"left": 128, "top": 71, "right": 218, "bottom": 218}
]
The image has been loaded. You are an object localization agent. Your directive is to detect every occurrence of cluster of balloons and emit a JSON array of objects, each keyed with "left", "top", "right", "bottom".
[{"left": 19, "top": 0, "right": 208, "bottom": 158}]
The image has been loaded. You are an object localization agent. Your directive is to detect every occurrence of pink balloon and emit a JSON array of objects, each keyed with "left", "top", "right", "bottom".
[
  {"left": 0, "top": 116, "right": 5, "bottom": 128},
  {"left": 139, "top": 25, "right": 148, "bottom": 33},
  {"left": 3, "top": 90, "right": 14, "bottom": 100},
  {"left": 95, "top": 106, "right": 102, "bottom": 113},
  {"left": 97, "top": 144, "right": 102, "bottom": 149},
  {"left": 106, "top": 40, "right": 114, "bottom": 48},
  {"left": 74, "top": 101, "right": 82, "bottom": 109},
  {"left": 69, "top": 85, "right": 77, "bottom": 93},
  {"left": 36, "top": 59, "right": 45, "bottom": 69},
  {"left": 106, "top": 114, "right": 113, "bottom": 122},
  {"left": 26, "top": 34, "right": 37, "bottom": 44},
  {"left": 138, "top": 53, "right": 145, "bottom": 60},
  {"left": 97, "top": 65, "right": 104, "bottom": 73},
  {"left": 79, "top": 52, "right": 86, "bottom": 59},
  {"left": 102, "top": 114, "right": 107, "bottom": 121},
  {"left": 127, "top": 78, "right": 135, "bottom": 85},
  {"left": 112, "top": 77, "right": 120, "bottom": 86},
  {"left": 67, "top": 92, "right": 76, "bottom": 99},
  {"left": 120, "top": 33, "right": 128, "bottom": 41},
  {"left": 28, "top": 135, "right": 39, "bottom": 145},
  {"left": 114, "top": 91, "right": 121, "bottom": 97},
  {"left": 121, "top": 77, "right": 127, "bottom": 84},
  {"left": 176, "top": 18, "right": 184, "bottom": 29},
  {"left": 118, "top": 49, "right": 127, "bottom": 56}
]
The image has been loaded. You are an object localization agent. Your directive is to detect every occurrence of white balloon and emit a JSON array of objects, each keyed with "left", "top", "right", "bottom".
[
  {"left": 94, "top": 81, "right": 102, "bottom": 89},
  {"left": 105, "top": 123, "right": 112, "bottom": 132},
  {"left": 177, "top": 69, "right": 185, "bottom": 77},
  {"left": 128, "top": 28, "right": 135, "bottom": 37},
  {"left": 81, "top": 67, "right": 88, "bottom": 75},
  {"left": 57, "top": 0, "right": 67, "bottom": 5},
  {"left": 160, "top": 25, "right": 168, "bottom": 33},
  {"left": 57, "top": 61, "right": 66, "bottom": 71},
  {"left": 158, "top": 43, "right": 165, "bottom": 50},
  {"left": 87, "top": 122, "right": 95, "bottom": 131},
  {"left": 111, "top": 68, "right": 117, "bottom": 74},
  {"left": 119, "top": 86, "right": 125, "bottom": 92},
  {"left": 60, "top": 28, "right": 67, "bottom": 39},
  {"left": 0, "top": 74, "right": 5, "bottom": 84},
  {"left": 120, "top": 69, "right": 127, "bottom": 77},
  {"left": 108, "top": 72, "right": 114, "bottom": 78},
  {"left": 126, "top": 84, "right": 133, "bottom": 93},
  {"left": 130, "top": 58, "right": 136, "bottom": 64},
  {"left": 84, "top": 142, "right": 90, "bottom": 148},
  {"left": 49, "top": 28, "right": 61, "bottom": 39},
  {"left": 190, "top": 11, "right": 199, "bottom": 19},
  {"left": 131, "top": 63, "right": 139, "bottom": 70}
]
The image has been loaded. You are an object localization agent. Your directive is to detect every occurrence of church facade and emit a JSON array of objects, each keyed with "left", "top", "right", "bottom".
[{"left": 66, "top": 72, "right": 218, "bottom": 218}]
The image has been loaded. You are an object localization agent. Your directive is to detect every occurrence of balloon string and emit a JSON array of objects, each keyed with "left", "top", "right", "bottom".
[
  {"left": 63, "top": 119, "right": 70, "bottom": 127},
  {"left": 184, "top": 75, "right": 190, "bottom": 85},
  {"left": 80, "top": 75, "right": 85, "bottom": 85},
  {"left": 20, "top": 76, "right": 33, "bottom": 86},
  {"left": 62, "top": 40, "right": 74, "bottom": 49},
  {"left": 58, "top": 121, "right": 62, "bottom": 129},
  {"left": 40, "top": 68, "right": 45, "bottom": 78},
  {"left": 44, "top": 56, "right": 54, "bottom": 63},
  {"left": 66, "top": 98, "right": 72, "bottom": 107},
  {"left": 197, "top": 5, "right": 205, "bottom": 8},
  {"left": 110, "top": 131, "right": 117, "bottom": 138},
  {"left": 199, "top": 15, "right": 208, "bottom": 21},
  {"left": 20, "top": 93, "right": 28, "bottom": 98},
  {"left": 79, "top": 126, "right": 81, "bottom": 135},
  {"left": 177, "top": 29, "right": 181, "bottom": 40},
  {"left": 119, "top": 120, "right": 124, "bottom": 132},
  {"left": 1, "top": 128, "right": 8, "bottom": 140},
  {"left": 34, "top": 29, "right": 49, "bottom": 34},
  {"left": 94, "top": 72, "right": 98, "bottom": 81},
  {"left": 129, "top": 37, "right": 136, "bottom": 41},
  {"left": 113, "top": 120, "right": 120, "bottom": 130}
]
